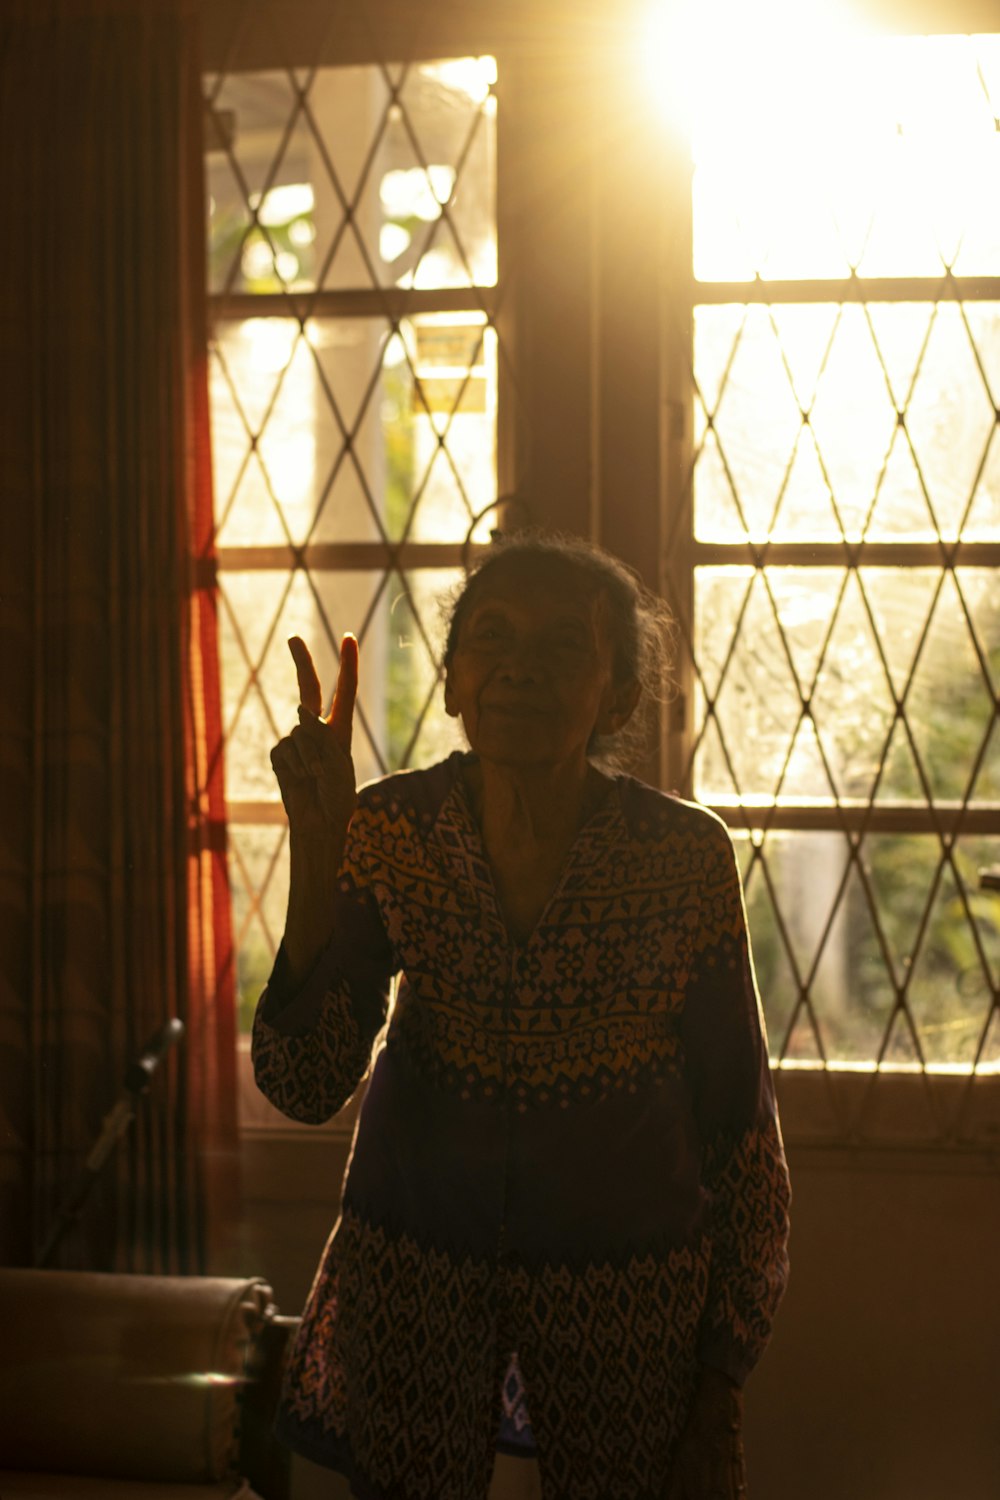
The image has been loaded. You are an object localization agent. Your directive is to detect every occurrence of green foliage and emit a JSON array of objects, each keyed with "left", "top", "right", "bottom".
[
  {"left": 208, "top": 211, "right": 315, "bottom": 292},
  {"left": 236, "top": 928, "right": 277, "bottom": 1034}
]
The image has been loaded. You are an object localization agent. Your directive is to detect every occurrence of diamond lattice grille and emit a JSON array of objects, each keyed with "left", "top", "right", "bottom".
[
  {"left": 666, "top": 32, "right": 1000, "bottom": 1077},
  {"left": 203, "top": 26, "right": 500, "bottom": 1026}
]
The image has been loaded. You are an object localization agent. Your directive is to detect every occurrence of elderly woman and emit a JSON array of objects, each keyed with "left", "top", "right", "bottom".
[{"left": 253, "top": 535, "right": 790, "bottom": 1500}]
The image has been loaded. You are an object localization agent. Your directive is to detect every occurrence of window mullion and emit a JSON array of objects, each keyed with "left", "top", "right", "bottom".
[
  {"left": 215, "top": 541, "right": 485, "bottom": 571},
  {"left": 694, "top": 276, "right": 1000, "bottom": 305},
  {"left": 692, "top": 541, "right": 1000, "bottom": 567},
  {"left": 209, "top": 287, "right": 499, "bottom": 321},
  {"left": 660, "top": 138, "right": 697, "bottom": 797},
  {"left": 709, "top": 803, "right": 1000, "bottom": 835}
]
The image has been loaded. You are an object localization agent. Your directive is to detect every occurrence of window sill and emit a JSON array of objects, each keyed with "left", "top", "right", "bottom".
[
  {"left": 236, "top": 1036, "right": 1000, "bottom": 1150},
  {"left": 772, "top": 1065, "right": 1000, "bottom": 1151}
]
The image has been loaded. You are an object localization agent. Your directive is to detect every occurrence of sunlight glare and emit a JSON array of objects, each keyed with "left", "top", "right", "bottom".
[
  {"left": 641, "top": 4, "right": 1000, "bottom": 282},
  {"left": 423, "top": 56, "right": 497, "bottom": 105},
  {"left": 236, "top": 320, "right": 315, "bottom": 517},
  {"left": 638, "top": 0, "right": 867, "bottom": 145}
]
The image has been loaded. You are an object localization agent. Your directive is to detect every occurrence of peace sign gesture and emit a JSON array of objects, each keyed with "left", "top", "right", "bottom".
[{"left": 270, "top": 633, "right": 359, "bottom": 840}]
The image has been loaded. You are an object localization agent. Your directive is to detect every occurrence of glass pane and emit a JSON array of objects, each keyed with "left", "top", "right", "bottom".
[
  {"left": 383, "top": 315, "right": 498, "bottom": 542},
  {"left": 207, "top": 59, "right": 497, "bottom": 295},
  {"left": 218, "top": 560, "right": 476, "bottom": 1032},
  {"left": 867, "top": 834, "right": 998, "bottom": 1069},
  {"left": 695, "top": 568, "right": 809, "bottom": 804},
  {"left": 695, "top": 567, "right": 999, "bottom": 808},
  {"left": 735, "top": 829, "right": 998, "bottom": 1070},
  {"left": 228, "top": 825, "right": 289, "bottom": 1032},
  {"left": 736, "top": 829, "right": 886, "bottom": 1066},
  {"left": 388, "top": 59, "right": 498, "bottom": 289},
  {"left": 211, "top": 315, "right": 497, "bottom": 548},
  {"left": 694, "top": 302, "right": 1000, "bottom": 544},
  {"left": 220, "top": 564, "right": 468, "bottom": 800},
  {"left": 385, "top": 568, "right": 468, "bottom": 769},
  {"left": 896, "top": 569, "right": 999, "bottom": 804},
  {"left": 688, "top": 29, "right": 1000, "bottom": 1077},
  {"left": 691, "top": 34, "right": 1000, "bottom": 282},
  {"left": 220, "top": 568, "right": 381, "bottom": 793}
]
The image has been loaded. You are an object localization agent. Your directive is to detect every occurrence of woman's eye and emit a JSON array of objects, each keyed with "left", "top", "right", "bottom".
[{"left": 472, "top": 621, "right": 506, "bottom": 642}]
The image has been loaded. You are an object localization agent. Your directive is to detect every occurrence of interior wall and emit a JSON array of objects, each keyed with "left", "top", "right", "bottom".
[{"left": 746, "top": 1146, "right": 999, "bottom": 1500}]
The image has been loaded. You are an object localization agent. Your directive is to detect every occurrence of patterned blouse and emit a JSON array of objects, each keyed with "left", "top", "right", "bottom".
[{"left": 252, "top": 751, "right": 791, "bottom": 1500}]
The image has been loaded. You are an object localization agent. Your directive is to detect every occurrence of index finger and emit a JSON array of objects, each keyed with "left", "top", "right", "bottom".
[
  {"left": 328, "top": 633, "right": 358, "bottom": 751},
  {"left": 288, "top": 636, "right": 323, "bottom": 717}
]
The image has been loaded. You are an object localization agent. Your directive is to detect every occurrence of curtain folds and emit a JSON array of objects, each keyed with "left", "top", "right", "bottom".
[{"left": 0, "top": 0, "right": 238, "bottom": 1270}]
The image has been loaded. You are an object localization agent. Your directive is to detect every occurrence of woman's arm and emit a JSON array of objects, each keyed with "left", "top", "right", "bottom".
[
  {"left": 250, "top": 825, "right": 395, "bottom": 1123},
  {"left": 251, "top": 635, "right": 395, "bottom": 1124},
  {"left": 667, "top": 815, "right": 789, "bottom": 1496},
  {"left": 680, "top": 815, "right": 792, "bottom": 1385}
]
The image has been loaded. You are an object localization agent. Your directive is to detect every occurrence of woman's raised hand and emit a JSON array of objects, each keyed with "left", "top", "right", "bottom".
[{"left": 270, "top": 634, "right": 359, "bottom": 843}]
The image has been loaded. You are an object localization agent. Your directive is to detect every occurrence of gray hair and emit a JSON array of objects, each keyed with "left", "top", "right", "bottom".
[{"left": 442, "top": 532, "right": 675, "bottom": 771}]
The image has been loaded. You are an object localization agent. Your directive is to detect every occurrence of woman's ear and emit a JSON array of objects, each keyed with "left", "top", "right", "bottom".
[
  {"left": 443, "top": 670, "right": 459, "bottom": 719},
  {"left": 597, "top": 677, "right": 641, "bottom": 736}
]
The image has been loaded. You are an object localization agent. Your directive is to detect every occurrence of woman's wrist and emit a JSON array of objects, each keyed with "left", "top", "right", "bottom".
[
  {"left": 283, "top": 827, "right": 347, "bottom": 982},
  {"left": 289, "top": 821, "right": 346, "bottom": 881}
]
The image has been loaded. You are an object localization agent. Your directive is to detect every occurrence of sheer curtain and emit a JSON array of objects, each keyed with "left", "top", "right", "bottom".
[{"left": 0, "top": 0, "right": 238, "bottom": 1271}]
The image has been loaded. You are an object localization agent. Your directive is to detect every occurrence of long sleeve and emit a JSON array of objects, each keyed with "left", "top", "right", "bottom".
[
  {"left": 680, "top": 814, "right": 791, "bottom": 1386},
  {"left": 251, "top": 802, "right": 397, "bottom": 1125}
]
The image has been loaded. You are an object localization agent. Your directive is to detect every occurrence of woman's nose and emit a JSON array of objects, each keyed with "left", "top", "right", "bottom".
[{"left": 496, "top": 636, "right": 542, "bottom": 681}]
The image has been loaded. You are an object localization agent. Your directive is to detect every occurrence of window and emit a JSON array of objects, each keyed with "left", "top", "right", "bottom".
[
  {"left": 660, "top": 26, "right": 1000, "bottom": 1079},
  {"left": 204, "top": 3, "right": 1000, "bottom": 1134},
  {"left": 204, "top": 48, "right": 500, "bottom": 1036}
]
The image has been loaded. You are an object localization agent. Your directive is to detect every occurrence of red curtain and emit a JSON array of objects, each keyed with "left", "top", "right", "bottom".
[{"left": 0, "top": 0, "right": 238, "bottom": 1271}]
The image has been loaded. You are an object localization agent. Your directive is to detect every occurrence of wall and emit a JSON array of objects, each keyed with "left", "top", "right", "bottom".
[{"left": 746, "top": 1144, "right": 999, "bottom": 1500}]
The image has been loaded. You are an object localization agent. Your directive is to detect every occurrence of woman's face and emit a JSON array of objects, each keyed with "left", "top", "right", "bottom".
[{"left": 444, "top": 557, "right": 637, "bottom": 771}]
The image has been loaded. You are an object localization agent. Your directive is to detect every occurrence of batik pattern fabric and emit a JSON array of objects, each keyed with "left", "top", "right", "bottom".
[
  {"left": 252, "top": 752, "right": 791, "bottom": 1500},
  {"left": 496, "top": 1353, "right": 535, "bottom": 1456}
]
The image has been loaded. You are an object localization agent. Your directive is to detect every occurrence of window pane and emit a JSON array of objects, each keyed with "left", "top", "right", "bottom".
[
  {"left": 694, "top": 302, "right": 1000, "bottom": 544},
  {"left": 736, "top": 830, "right": 999, "bottom": 1070},
  {"left": 229, "top": 824, "right": 289, "bottom": 1033},
  {"left": 221, "top": 564, "right": 467, "bottom": 1032},
  {"left": 219, "top": 566, "right": 466, "bottom": 798},
  {"left": 692, "top": 34, "right": 1000, "bottom": 282},
  {"left": 694, "top": 566, "right": 999, "bottom": 808},
  {"left": 684, "top": 29, "right": 1000, "bottom": 1077},
  {"left": 207, "top": 59, "right": 497, "bottom": 295},
  {"left": 211, "top": 315, "right": 497, "bottom": 547}
]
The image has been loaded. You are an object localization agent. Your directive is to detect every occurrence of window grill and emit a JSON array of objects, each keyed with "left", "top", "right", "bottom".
[
  {"left": 662, "top": 32, "right": 1000, "bottom": 1103},
  {"left": 203, "top": 11, "right": 502, "bottom": 1028}
]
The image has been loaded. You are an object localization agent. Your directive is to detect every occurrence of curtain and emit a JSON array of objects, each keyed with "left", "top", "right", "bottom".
[{"left": 0, "top": 0, "right": 238, "bottom": 1271}]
